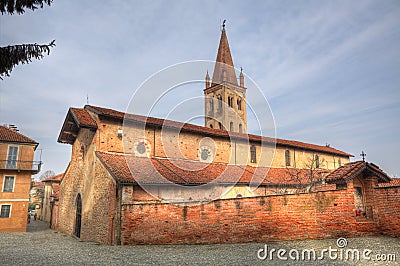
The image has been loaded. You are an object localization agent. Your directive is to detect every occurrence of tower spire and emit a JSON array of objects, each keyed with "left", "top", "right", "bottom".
[
  {"left": 205, "top": 70, "right": 210, "bottom": 89},
  {"left": 204, "top": 22, "right": 247, "bottom": 134},
  {"left": 212, "top": 20, "right": 237, "bottom": 85},
  {"left": 239, "top": 67, "right": 244, "bottom": 87}
]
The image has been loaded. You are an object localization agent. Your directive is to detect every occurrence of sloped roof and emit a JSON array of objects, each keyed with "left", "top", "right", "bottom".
[
  {"left": 70, "top": 108, "right": 97, "bottom": 128},
  {"left": 211, "top": 27, "right": 238, "bottom": 85},
  {"left": 58, "top": 107, "right": 98, "bottom": 144},
  {"left": 0, "top": 125, "right": 38, "bottom": 145},
  {"left": 43, "top": 173, "right": 63, "bottom": 182},
  {"left": 96, "top": 151, "right": 329, "bottom": 186},
  {"left": 377, "top": 178, "right": 400, "bottom": 188},
  {"left": 85, "top": 105, "right": 352, "bottom": 157},
  {"left": 326, "top": 161, "right": 391, "bottom": 184}
]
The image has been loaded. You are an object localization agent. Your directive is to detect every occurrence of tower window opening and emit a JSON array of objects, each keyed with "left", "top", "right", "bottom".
[
  {"left": 239, "top": 124, "right": 243, "bottom": 133},
  {"left": 285, "top": 150, "right": 290, "bottom": 166},
  {"left": 217, "top": 95, "right": 222, "bottom": 110},
  {"left": 250, "top": 145, "right": 257, "bottom": 163},
  {"left": 315, "top": 155, "right": 320, "bottom": 168},
  {"left": 237, "top": 98, "right": 242, "bottom": 110},
  {"left": 228, "top": 96, "right": 233, "bottom": 108}
]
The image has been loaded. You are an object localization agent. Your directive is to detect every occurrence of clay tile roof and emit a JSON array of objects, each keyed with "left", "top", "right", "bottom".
[
  {"left": 273, "top": 138, "right": 352, "bottom": 157},
  {"left": 43, "top": 173, "right": 63, "bottom": 182},
  {"left": 96, "top": 151, "right": 328, "bottom": 186},
  {"left": 85, "top": 105, "right": 351, "bottom": 157},
  {"left": 70, "top": 108, "right": 97, "bottom": 128},
  {"left": 243, "top": 166, "right": 330, "bottom": 186},
  {"left": 58, "top": 108, "right": 98, "bottom": 144},
  {"left": 325, "top": 161, "right": 365, "bottom": 183},
  {"left": 326, "top": 161, "right": 391, "bottom": 183},
  {"left": 377, "top": 178, "right": 400, "bottom": 188},
  {"left": 0, "top": 125, "right": 38, "bottom": 144}
]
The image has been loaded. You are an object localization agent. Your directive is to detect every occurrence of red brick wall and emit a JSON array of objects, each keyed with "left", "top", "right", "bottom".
[
  {"left": 121, "top": 188, "right": 375, "bottom": 245},
  {"left": 374, "top": 186, "right": 400, "bottom": 237}
]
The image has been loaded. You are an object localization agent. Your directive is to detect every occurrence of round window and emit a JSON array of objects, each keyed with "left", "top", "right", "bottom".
[
  {"left": 201, "top": 148, "right": 209, "bottom": 161},
  {"left": 136, "top": 143, "right": 146, "bottom": 154}
]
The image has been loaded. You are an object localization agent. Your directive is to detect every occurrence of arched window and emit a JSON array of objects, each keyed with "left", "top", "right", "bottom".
[
  {"left": 217, "top": 95, "right": 222, "bottom": 110},
  {"left": 237, "top": 98, "right": 242, "bottom": 110},
  {"left": 315, "top": 155, "right": 320, "bottom": 168},
  {"left": 338, "top": 158, "right": 341, "bottom": 167},
  {"left": 209, "top": 124, "right": 213, "bottom": 128},
  {"left": 209, "top": 98, "right": 214, "bottom": 113},
  {"left": 250, "top": 145, "right": 257, "bottom": 163},
  {"left": 218, "top": 122, "right": 222, "bottom": 130},
  {"left": 239, "top": 124, "right": 243, "bottom": 133},
  {"left": 229, "top": 122, "right": 234, "bottom": 132},
  {"left": 285, "top": 150, "right": 290, "bottom": 166},
  {"left": 228, "top": 96, "right": 233, "bottom": 107}
]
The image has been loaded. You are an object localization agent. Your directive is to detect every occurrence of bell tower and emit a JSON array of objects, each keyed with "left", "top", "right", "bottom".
[{"left": 204, "top": 21, "right": 247, "bottom": 133}]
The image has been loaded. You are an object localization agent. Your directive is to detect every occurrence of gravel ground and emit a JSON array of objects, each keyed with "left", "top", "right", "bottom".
[{"left": 0, "top": 219, "right": 398, "bottom": 265}]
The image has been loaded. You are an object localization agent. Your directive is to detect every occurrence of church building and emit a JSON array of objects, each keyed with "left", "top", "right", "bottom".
[{"left": 55, "top": 25, "right": 399, "bottom": 245}]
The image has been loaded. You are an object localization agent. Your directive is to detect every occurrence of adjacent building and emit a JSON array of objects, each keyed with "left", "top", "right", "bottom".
[
  {"left": 41, "top": 173, "right": 63, "bottom": 223},
  {"left": 0, "top": 125, "right": 40, "bottom": 232}
]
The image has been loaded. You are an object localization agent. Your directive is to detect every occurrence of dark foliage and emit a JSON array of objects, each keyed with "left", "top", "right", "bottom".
[
  {"left": 0, "top": 0, "right": 55, "bottom": 79},
  {"left": 0, "top": 0, "right": 52, "bottom": 15},
  {"left": 0, "top": 40, "right": 55, "bottom": 79}
]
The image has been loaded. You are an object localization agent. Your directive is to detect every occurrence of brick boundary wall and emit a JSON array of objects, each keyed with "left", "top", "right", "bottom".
[
  {"left": 120, "top": 188, "right": 385, "bottom": 245},
  {"left": 374, "top": 186, "right": 400, "bottom": 237}
]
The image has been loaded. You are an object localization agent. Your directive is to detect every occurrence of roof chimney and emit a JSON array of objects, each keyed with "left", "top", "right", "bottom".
[{"left": 8, "top": 124, "right": 19, "bottom": 132}]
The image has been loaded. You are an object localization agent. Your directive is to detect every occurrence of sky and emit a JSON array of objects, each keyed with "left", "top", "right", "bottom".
[{"left": 0, "top": 0, "right": 399, "bottom": 178}]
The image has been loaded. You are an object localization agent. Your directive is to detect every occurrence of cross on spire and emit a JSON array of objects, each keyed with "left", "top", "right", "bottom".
[{"left": 360, "top": 151, "right": 366, "bottom": 162}]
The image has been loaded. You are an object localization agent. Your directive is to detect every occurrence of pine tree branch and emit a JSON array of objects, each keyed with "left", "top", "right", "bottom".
[
  {"left": 0, "top": 40, "right": 55, "bottom": 79},
  {"left": 0, "top": 0, "right": 53, "bottom": 15}
]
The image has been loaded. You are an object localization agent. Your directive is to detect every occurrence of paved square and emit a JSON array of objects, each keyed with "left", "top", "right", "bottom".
[{"left": 0, "top": 220, "right": 398, "bottom": 265}]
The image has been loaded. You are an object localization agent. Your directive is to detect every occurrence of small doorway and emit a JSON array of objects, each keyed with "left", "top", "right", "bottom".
[{"left": 74, "top": 194, "right": 82, "bottom": 238}]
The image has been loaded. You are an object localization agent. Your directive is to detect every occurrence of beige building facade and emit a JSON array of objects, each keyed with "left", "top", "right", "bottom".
[{"left": 0, "top": 125, "right": 40, "bottom": 232}]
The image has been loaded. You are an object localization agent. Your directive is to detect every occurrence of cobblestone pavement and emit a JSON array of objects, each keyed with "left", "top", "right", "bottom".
[{"left": 0, "top": 219, "right": 398, "bottom": 265}]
